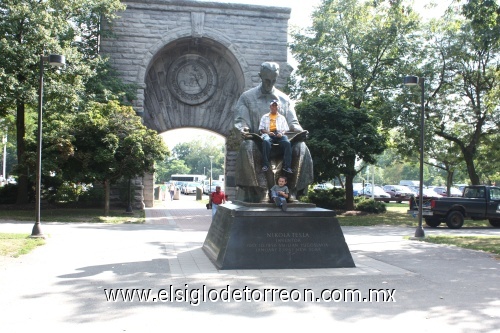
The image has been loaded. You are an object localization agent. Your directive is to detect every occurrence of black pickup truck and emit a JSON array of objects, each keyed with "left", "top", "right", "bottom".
[{"left": 411, "top": 186, "right": 500, "bottom": 229}]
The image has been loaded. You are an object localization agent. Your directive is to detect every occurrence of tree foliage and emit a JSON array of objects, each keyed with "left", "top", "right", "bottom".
[
  {"left": 297, "top": 96, "right": 386, "bottom": 210},
  {"left": 0, "top": 0, "right": 126, "bottom": 204},
  {"left": 290, "top": 0, "right": 412, "bottom": 208},
  {"left": 398, "top": 0, "right": 500, "bottom": 185},
  {"left": 155, "top": 159, "right": 190, "bottom": 184},
  {"left": 153, "top": 134, "right": 226, "bottom": 184},
  {"left": 289, "top": 0, "right": 419, "bottom": 107},
  {"left": 60, "top": 101, "right": 168, "bottom": 214}
]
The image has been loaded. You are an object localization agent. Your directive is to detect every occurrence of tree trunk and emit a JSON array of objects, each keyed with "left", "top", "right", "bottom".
[
  {"left": 15, "top": 102, "right": 29, "bottom": 204},
  {"left": 344, "top": 173, "right": 355, "bottom": 211},
  {"left": 104, "top": 179, "right": 110, "bottom": 216},
  {"left": 463, "top": 149, "right": 480, "bottom": 185}
]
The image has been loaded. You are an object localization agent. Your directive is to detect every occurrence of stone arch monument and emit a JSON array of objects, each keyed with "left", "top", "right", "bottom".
[{"left": 100, "top": 0, "right": 293, "bottom": 207}]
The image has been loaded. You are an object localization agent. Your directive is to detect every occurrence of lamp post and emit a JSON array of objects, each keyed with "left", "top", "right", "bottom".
[
  {"left": 209, "top": 155, "right": 214, "bottom": 193},
  {"left": 404, "top": 75, "right": 425, "bottom": 238},
  {"left": 31, "top": 54, "right": 65, "bottom": 238}
]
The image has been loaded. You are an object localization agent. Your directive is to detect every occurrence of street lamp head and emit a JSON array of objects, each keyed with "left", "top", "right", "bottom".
[
  {"left": 48, "top": 54, "right": 65, "bottom": 67},
  {"left": 403, "top": 76, "right": 419, "bottom": 86}
]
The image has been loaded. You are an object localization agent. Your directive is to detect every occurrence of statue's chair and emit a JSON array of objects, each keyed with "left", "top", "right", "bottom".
[{"left": 244, "top": 131, "right": 308, "bottom": 203}]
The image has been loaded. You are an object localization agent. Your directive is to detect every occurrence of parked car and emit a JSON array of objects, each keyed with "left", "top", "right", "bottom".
[
  {"left": 420, "top": 188, "right": 443, "bottom": 199},
  {"left": 313, "top": 183, "right": 334, "bottom": 191},
  {"left": 181, "top": 182, "right": 198, "bottom": 195},
  {"left": 407, "top": 185, "right": 420, "bottom": 195},
  {"left": 361, "top": 186, "right": 391, "bottom": 199},
  {"left": 431, "top": 186, "right": 463, "bottom": 197},
  {"left": 406, "top": 186, "right": 441, "bottom": 199},
  {"left": 382, "top": 185, "right": 414, "bottom": 203},
  {"left": 413, "top": 185, "right": 500, "bottom": 229},
  {"left": 175, "top": 181, "right": 185, "bottom": 191},
  {"left": 353, "top": 183, "right": 371, "bottom": 196},
  {"left": 202, "top": 180, "right": 211, "bottom": 194},
  {"left": 7, "top": 176, "right": 16, "bottom": 184},
  {"left": 454, "top": 184, "right": 469, "bottom": 192},
  {"left": 407, "top": 189, "right": 443, "bottom": 210}
]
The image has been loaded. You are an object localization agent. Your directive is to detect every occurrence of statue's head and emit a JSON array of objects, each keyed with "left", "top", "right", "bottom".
[{"left": 259, "top": 62, "right": 279, "bottom": 94}]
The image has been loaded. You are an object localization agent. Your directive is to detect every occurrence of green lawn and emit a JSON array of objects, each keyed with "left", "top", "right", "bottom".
[
  {"left": 416, "top": 235, "right": 500, "bottom": 255},
  {"left": 0, "top": 208, "right": 145, "bottom": 223},
  {"left": 337, "top": 203, "right": 491, "bottom": 228},
  {"left": 0, "top": 233, "right": 45, "bottom": 258},
  {"left": 337, "top": 204, "right": 414, "bottom": 226}
]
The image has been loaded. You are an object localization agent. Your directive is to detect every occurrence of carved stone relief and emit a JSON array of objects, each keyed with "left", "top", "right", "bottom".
[{"left": 166, "top": 54, "right": 218, "bottom": 105}]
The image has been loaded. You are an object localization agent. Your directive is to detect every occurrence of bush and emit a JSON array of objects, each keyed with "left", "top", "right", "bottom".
[
  {"left": 301, "top": 187, "right": 387, "bottom": 213},
  {"left": 0, "top": 184, "right": 18, "bottom": 204},
  {"left": 46, "top": 182, "right": 84, "bottom": 203},
  {"left": 78, "top": 185, "right": 105, "bottom": 206},
  {"left": 0, "top": 183, "right": 36, "bottom": 204},
  {"left": 301, "top": 187, "right": 346, "bottom": 210},
  {"left": 355, "top": 198, "right": 387, "bottom": 213}
]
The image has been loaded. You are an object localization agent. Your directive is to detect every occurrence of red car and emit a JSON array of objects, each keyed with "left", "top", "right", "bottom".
[{"left": 382, "top": 185, "right": 414, "bottom": 203}]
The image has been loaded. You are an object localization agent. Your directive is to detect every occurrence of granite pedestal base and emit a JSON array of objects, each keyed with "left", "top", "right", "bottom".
[{"left": 202, "top": 201, "right": 355, "bottom": 270}]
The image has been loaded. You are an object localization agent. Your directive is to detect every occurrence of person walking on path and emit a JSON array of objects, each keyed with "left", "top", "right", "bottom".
[
  {"left": 168, "top": 183, "right": 175, "bottom": 201},
  {"left": 209, "top": 185, "right": 226, "bottom": 218},
  {"left": 160, "top": 182, "right": 167, "bottom": 201}
]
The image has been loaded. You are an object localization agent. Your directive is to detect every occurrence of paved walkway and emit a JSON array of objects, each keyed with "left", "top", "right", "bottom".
[{"left": 0, "top": 195, "right": 498, "bottom": 332}]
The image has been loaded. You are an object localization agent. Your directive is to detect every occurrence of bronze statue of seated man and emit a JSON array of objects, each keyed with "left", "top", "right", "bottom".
[{"left": 234, "top": 62, "right": 313, "bottom": 203}]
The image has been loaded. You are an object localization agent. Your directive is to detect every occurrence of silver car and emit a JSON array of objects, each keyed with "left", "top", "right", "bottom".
[
  {"left": 362, "top": 186, "right": 391, "bottom": 199},
  {"left": 182, "top": 182, "right": 198, "bottom": 195}
]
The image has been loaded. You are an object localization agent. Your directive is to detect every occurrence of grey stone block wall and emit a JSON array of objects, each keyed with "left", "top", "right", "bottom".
[{"left": 100, "top": 0, "right": 292, "bottom": 207}]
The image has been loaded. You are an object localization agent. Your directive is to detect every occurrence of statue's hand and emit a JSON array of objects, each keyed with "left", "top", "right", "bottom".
[
  {"left": 242, "top": 133, "right": 254, "bottom": 139},
  {"left": 240, "top": 127, "right": 251, "bottom": 139},
  {"left": 288, "top": 130, "right": 309, "bottom": 144}
]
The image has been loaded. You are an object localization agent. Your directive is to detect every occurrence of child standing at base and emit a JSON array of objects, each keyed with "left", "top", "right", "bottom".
[{"left": 270, "top": 176, "right": 289, "bottom": 211}]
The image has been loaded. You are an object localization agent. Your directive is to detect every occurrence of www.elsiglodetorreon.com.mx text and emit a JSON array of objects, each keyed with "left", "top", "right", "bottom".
[{"left": 104, "top": 285, "right": 396, "bottom": 305}]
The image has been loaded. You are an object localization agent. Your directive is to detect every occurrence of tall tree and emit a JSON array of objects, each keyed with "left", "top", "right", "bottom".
[
  {"left": 400, "top": 0, "right": 500, "bottom": 185},
  {"left": 171, "top": 138, "right": 225, "bottom": 178},
  {"left": 289, "top": 0, "right": 419, "bottom": 105},
  {"left": 290, "top": 0, "right": 417, "bottom": 207},
  {"left": 475, "top": 132, "right": 500, "bottom": 184},
  {"left": 297, "top": 96, "right": 386, "bottom": 210},
  {"left": 60, "top": 101, "right": 168, "bottom": 215},
  {"left": 0, "top": 0, "right": 124, "bottom": 204},
  {"left": 155, "top": 159, "right": 190, "bottom": 184},
  {"left": 425, "top": 138, "right": 464, "bottom": 193}
]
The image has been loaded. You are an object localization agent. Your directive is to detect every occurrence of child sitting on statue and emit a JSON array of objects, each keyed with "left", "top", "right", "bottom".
[{"left": 270, "top": 176, "right": 289, "bottom": 211}]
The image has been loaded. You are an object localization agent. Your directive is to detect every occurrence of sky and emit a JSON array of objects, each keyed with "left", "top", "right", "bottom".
[
  {"left": 161, "top": 0, "right": 450, "bottom": 149},
  {"left": 208, "top": 0, "right": 451, "bottom": 27}
]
